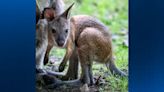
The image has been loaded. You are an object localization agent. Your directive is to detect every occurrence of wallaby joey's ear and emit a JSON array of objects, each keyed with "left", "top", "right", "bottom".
[
  {"left": 42, "top": 8, "right": 55, "bottom": 21},
  {"left": 61, "top": 3, "right": 74, "bottom": 19}
]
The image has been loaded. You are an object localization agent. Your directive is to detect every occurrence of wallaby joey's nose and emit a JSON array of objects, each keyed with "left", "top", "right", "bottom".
[{"left": 57, "top": 40, "right": 65, "bottom": 47}]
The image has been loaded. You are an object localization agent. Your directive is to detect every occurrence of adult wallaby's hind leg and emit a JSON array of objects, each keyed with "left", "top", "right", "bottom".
[
  {"left": 106, "top": 57, "right": 127, "bottom": 77},
  {"left": 44, "top": 44, "right": 53, "bottom": 65}
]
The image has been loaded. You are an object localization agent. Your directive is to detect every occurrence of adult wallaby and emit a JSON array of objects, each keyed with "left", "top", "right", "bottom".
[
  {"left": 36, "top": 19, "right": 48, "bottom": 72},
  {"left": 43, "top": 2, "right": 127, "bottom": 85}
]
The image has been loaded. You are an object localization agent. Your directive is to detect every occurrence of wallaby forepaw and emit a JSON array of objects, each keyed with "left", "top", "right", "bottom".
[{"left": 58, "top": 63, "right": 65, "bottom": 72}]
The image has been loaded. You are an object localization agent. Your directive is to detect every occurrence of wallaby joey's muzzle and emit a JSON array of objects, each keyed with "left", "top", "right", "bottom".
[
  {"left": 56, "top": 35, "right": 65, "bottom": 47},
  {"left": 57, "top": 40, "right": 65, "bottom": 47}
]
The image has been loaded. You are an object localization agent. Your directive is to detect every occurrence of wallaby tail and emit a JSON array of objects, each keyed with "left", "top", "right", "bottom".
[
  {"left": 106, "top": 57, "right": 127, "bottom": 77},
  {"left": 43, "top": 75, "right": 81, "bottom": 89}
]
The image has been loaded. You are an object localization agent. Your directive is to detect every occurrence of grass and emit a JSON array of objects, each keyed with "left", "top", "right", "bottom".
[{"left": 49, "top": 0, "right": 128, "bottom": 91}]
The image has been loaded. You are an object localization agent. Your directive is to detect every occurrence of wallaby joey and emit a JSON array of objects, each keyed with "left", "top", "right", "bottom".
[
  {"left": 62, "top": 15, "right": 127, "bottom": 85},
  {"left": 43, "top": 3, "right": 127, "bottom": 85},
  {"left": 41, "top": 0, "right": 65, "bottom": 65},
  {"left": 43, "top": 3, "right": 79, "bottom": 79}
]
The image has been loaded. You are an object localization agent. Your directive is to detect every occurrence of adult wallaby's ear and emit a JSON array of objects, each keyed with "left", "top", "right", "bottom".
[
  {"left": 61, "top": 3, "right": 74, "bottom": 19},
  {"left": 42, "top": 8, "right": 55, "bottom": 21},
  {"left": 50, "top": 0, "right": 65, "bottom": 15}
]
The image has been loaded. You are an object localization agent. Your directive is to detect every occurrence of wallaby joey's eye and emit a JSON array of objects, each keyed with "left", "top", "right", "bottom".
[
  {"left": 52, "top": 29, "right": 56, "bottom": 33},
  {"left": 65, "top": 29, "right": 68, "bottom": 33}
]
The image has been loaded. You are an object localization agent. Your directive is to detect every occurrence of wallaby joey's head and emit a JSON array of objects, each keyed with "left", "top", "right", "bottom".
[{"left": 43, "top": 3, "right": 74, "bottom": 47}]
